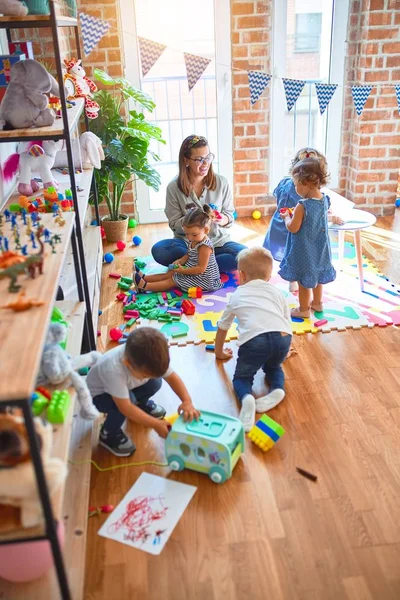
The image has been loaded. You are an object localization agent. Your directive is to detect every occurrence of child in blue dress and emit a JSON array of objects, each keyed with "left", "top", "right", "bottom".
[
  {"left": 134, "top": 204, "right": 223, "bottom": 293},
  {"left": 263, "top": 148, "right": 329, "bottom": 292},
  {"left": 279, "top": 157, "right": 336, "bottom": 318}
]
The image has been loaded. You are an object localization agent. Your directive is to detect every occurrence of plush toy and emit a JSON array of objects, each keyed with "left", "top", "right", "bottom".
[
  {"left": 0, "top": 0, "right": 28, "bottom": 16},
  {"left": 0, "top": 413, "right": 67, "bottom": 529},
  {"left": 0, "top": 59, "right": 61, "bottom": 130},
  {"left": 79, "top": 131, "right": 105, "bottom": 169},
  {"left": 64, "top": 58, "right": 100, "bottom": 120},
  {"left": 3, "top": 140, "right": 63, "bottom": 196},
  {"left": 36, "top": 322, "right": 101, "bottom": 420}
]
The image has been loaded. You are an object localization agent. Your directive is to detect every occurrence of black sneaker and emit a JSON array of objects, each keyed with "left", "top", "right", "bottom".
[
  {"left": 99, "top": 427, "right": 136, "bottom": 457},
  {"left": 138, "top": 399, "right": 166, "bottom": 419}
]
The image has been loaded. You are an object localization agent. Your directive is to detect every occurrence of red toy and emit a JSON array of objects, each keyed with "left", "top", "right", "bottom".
[
  {"left": 188, "top": 286, "right": 202, "bottom": 299},
  {"left": 182, "top": 299, "right": 195, "bottom": 315},
  {"left": 116, "top": 240, "right": 126, "bottom": 251},
  {"left": 279, "top": 207, "right": 294, "bottom": 218},
  {"left": 109, "top": 327, "right": 123, "bottom": 342}
]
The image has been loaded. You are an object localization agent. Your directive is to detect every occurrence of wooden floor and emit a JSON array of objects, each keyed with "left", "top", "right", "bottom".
[{"left": 84, "top": 215, "right": 400, "bottom": 600}]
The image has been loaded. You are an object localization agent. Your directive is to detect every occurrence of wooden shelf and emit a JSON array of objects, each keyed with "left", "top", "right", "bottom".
[
  {"left": 0, "top": 14, "right": 77, "bottom": 28},
  {"left": 0, "top": 98, "right": 85, "bottom": 141},
  {"left": 0, "top": 213, "right": 75, "bottom": 402}
]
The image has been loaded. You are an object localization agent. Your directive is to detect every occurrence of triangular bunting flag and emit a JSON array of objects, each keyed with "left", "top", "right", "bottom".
[
  {"left": 351, "top": 85, "right": 373, "bottom": 116},
  {"left": 395, "top": 84, "right": 400, "bottom": 114},
  {"left": 248, "top": 71, "right": 271, "bottom": 106},
  {"left": 315, "top": 83, "right": 338, "bottom": 115},
  {"left": 184, "top": 53, "right": 211, "bottom": 92},
  {"left": 282, "top": 78, "right": 306, "bottom": 111},
  {"left": 138, "top": 37, "right": 166, "bottom": 77},
  {"left": 79, "top": 13, "right": 110, "bottom": 57}
]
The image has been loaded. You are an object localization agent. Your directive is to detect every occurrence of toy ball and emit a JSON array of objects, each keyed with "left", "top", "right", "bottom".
[
  {"left": 233, "top": 210, "right": 237, "bottom": 220},
  {"left": 110, "top": 327, "right": 123, "bottom": 342},
  {"left": 104, "top": 252, "right": 114, "bottom": 263},
  {"left": 116, "top": 240, "right": 126, "bottom": 251},
  {"left": 252, "top": 210, "right": 262, "bottom": 220},
  {"left": 0, "top": 521, "right": 64, "bottom": 582},
  {"left": 91, "top": 219, "right": 98, "bottom": 226},
  {"left": 395, "top": 199, "right": 400, "bottom": 208},
  {"left": 132, "top": 235, "right": 142, "bottom": 246},
  {"left": 100, "top": 226, "right": 106, "bottom": 239},
  {"left": 128, "top": 218, "right": 137, "bottom": 228}
]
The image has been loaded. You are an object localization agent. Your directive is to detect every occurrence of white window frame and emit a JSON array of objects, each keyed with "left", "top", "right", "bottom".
[
  {"left": 270, "top": 0, "right": 349, "bottom": 190},
  {"left": 119, "top": 0, "right": 232, "bottom": 224}
]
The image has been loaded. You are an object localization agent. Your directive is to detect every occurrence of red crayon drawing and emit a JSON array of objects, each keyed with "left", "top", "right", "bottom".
[{"left": 108, "top": 495, "right": 168, "bottom": 543}]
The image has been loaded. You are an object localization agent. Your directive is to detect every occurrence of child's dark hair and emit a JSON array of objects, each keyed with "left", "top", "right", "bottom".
[
  {"left": 182, "top": 203, "right": 212, "bottom": 228},
  {"left": 125, "top": 327, "right": 170, "bottom": 377},
  {"left": 291, "top": 157, "right": 330, "bottom": 188}
]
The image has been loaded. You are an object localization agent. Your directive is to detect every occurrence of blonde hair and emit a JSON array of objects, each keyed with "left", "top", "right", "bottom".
[
  {"left": 238, "top": 247, "right": 273, "bottom": 281},
  {"left": 290, "top": 147, "right": 328, "bottom": 174},
  {"left": 178, "top": 135, "right": 217, "bottom": 197},
  {"left": 292, "top": 157, "right": 330, "bottom": 188}
]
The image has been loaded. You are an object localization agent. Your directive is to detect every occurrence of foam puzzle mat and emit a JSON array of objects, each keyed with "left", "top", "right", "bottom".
[{"left": 107, "top": 241, "right": 400, "bottom": 345}]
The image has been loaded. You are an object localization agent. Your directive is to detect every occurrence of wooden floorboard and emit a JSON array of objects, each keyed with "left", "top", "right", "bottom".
[{"left": 84, "top": 215, "right": 400, "bottom": 600}]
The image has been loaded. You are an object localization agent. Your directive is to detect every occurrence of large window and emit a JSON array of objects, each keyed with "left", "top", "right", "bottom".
[
  {"left": 271, "top": 0, "right": 349, "bottom": 189},
  {"left": 295, "top": 13, "right": 322, "bottom": 52}
]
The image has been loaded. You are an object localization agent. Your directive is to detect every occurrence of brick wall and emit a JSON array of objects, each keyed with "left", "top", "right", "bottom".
[
  {"left": 338, "top": 0, "right": 400, "bottom": 215},
  {"left": 231, "top": 0, "right": 272, "bottom": 218}
]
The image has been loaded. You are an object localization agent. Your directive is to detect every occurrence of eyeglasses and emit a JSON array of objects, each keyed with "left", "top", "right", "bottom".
[{"left": 189, "top": 153, "right": 215, "bottom": 165}]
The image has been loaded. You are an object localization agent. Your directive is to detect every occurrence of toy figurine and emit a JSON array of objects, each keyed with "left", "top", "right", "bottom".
[
  {"left": 4, "top": 210, "right": 10, "bottom": 222},
  {"left": 30, "top": 231, "right": 37, "bottom": 248}
]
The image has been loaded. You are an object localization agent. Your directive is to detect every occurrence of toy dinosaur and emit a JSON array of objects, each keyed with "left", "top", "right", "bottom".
[
  {"left": 0, "top": 226, "right": 45, "bottom": 292},
  {"left": 0, "top": 250, "right": 26, "bottom": 269},
  {"left": 0, "top": 291, "right": 44, "bottom": 312}
]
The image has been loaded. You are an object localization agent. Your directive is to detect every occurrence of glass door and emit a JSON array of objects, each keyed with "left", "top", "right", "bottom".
[{"left": 121, "top": 0, "right": 232, "bottom": 223}]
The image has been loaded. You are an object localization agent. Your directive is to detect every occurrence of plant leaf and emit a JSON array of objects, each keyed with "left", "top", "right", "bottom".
[{"left": 134, "top": 163, "right": 162, "bottom": 191}]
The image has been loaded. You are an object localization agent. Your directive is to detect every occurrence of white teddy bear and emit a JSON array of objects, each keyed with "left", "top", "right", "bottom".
[
  {"left": 0, "top": 0, "right": 28, "bottom": 16},
  {"left": 37, "top": 322, "right": 101, "bottom": 420}
]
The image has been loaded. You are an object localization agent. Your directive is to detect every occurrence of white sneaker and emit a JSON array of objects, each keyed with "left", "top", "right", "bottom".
[
  {"left": 239, "top": 394, "right": 256, "bottom": 432},
  {"left": 289, "top": 281, "right": 298, "bottom": 293},
  {"left": 256, "top": 389, "right": 285, "bottom": 412}
]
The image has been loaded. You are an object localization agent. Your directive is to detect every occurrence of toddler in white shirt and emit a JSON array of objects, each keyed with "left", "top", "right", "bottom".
[{"left": 215, "top": 247, "right": 292, "bottom": 431}]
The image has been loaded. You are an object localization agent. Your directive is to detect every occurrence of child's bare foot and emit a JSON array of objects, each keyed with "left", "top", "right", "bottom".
[
  {"left": 134, "top": 272, "right": 147, "bottom": 292},
  {"left": 311, "top": 303, "right": 323, "bottom": 312},
  {"left": 291, "top": 306, "right": 310, "bottom": 318}
]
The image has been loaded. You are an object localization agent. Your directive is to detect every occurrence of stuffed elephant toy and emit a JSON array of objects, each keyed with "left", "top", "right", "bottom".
[{"left": 0, "top": 59, "right": 61, "bottom": 130}]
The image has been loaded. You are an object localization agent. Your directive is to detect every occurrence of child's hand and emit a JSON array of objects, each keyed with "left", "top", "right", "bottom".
[
  {"left": 215, "top": 347, "right": 233, "bottom": 361},
  {"left": 178, "top": 402, "right": 200, "bottom": 422},
  {"left": 331, "top": 215, "right": 345, "bottom": 225},
  {"left": 279, "top": 208, "right": 293, "bottom": 219},
  {"left": 154, "top": 419, "right": 171, "bottom": 439}
]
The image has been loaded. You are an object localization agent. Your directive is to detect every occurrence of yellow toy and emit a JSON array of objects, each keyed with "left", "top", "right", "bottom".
[
  {"left": 252, "top": 210, "right": 262, "bottom": 220},
  {"left": 248, "top": 414, "right": 285, "bottom": 452}
]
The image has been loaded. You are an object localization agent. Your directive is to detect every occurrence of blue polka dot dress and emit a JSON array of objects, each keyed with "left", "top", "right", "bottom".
[
  {"left": 278, "top": 195, "right": 336, "bottom": 289},
  {"left": 263, "top": 177, "right": 301, "bottom": 261}
]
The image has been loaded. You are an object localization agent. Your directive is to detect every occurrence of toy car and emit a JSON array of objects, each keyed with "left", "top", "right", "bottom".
[{"left": 165, "top": 410, "right": 245, "bottom": 483}]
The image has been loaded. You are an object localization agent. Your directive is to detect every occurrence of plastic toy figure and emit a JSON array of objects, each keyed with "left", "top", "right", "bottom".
[{"left": 4, "top": 209, "right": 10, "bottom": 222}]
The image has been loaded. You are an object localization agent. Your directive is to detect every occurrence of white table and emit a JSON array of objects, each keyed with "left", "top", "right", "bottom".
[{"left": 329, "top": 209, "right": 376, "bottom": 291}]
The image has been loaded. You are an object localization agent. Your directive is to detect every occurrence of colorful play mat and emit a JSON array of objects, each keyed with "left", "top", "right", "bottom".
[{"left": 107, "top": 242, "right": 400, "bottom": 345}]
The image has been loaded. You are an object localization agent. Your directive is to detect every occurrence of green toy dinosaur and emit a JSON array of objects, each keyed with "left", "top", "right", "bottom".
[{"left": 0, "top": 226, "right": 45, "bottom": 292}]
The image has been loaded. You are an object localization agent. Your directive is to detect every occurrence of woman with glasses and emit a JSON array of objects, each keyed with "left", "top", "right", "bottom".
[{"left": 151, "top": 135, "right": 247, "bottom": 272}]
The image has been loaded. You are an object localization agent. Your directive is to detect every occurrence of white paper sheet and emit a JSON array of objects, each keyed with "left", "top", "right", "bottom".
[{"left": 98, "top": 473, "right": 197, "bottom": 555}]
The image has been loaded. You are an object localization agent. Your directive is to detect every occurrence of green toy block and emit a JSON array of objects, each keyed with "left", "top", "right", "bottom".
[
  {"left": 171, "top": 316, "right": 181, "bottom": 321},
  {"left": 117, "top": 281, "right": 131, "bottom": 290},
  {"left": 134, "top": 259, "right": 146, "bottom": 269},
  {"left": 121, "top": 276, "right": 133, "bottom": 285},
  {"left": 9, "top": 203, "right": 22, "bottom": 212},
  {"left": 166, "top": 292, "right": 173, "bottom": 301},
  {"left": 157, "top": 293, "right": 165, "bottom": 304},
  {"left": 126, "top": 318, "right": 136, "bottom": 327},
  {"left": 172, "top": 331, "right": 187, "bottom": 338},
  {"left": 148, "top": 309, "right": 161, "bottom": 320},
  {"left": 47, "top": 390, "right": 71, "bottom": 424},
  {"left": 123, "top": 302, "right": 138, "bottom": 313},
  {"left": 31, "top": 392, "right": 49, "bottom": 416},
  {"left": 259, "top": 414, "right": 285, "bottom": 437}
]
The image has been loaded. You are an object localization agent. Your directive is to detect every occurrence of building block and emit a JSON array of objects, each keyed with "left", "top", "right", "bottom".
[
  {"left": 117, "top": 281, "right": 131, "bottom": 290},
  {"left": 120, "top": 276, "right": 133, "bottom": 285},
  {"left": 188, "top": 287, "right": 202, "bottom": 299},
  {"left": 172, "top": 330, "right": 187, "bottom": 338},
  {"left": 47, "top": 390, "right": 71, "bottom": 424},
  {"left": 109, "top": 273, "right": 121, "bottom": 279},
  {"left": 248, "top": 414, "right": 285, "bottom": 452},
  {"left": 173, "top": 289, "right": 183, "bottom": 297},
  {"left": 314, "top": 319, "right": 328, "bottom": 327},
  {"left": 161, "top": 292, "right": 168, "bottom": 301},
  {"left": 31, "top": 391, "right": 49, "bottom": 416},
  {"left": 182, "top": 299, "right": 195, "bottom": 315},
  {"left": 205, "top": 344, "right": 215, "bottom": 352}
]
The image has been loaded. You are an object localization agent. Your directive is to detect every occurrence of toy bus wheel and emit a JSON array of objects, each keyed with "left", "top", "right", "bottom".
[
  {"left": 168, "top": 456, "right": 184, "bottom": 471},
  {"left": 209, "top": 467, "right": 226, "bottom": 484}
]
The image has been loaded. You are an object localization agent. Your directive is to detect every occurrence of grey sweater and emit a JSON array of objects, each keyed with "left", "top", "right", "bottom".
[{"left": 165, "top": 174, "right": 234, "bottom": 248}]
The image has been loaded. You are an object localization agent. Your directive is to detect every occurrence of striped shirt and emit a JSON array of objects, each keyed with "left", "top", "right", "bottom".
[{"left": 172, "top": 237, "right": 223, "bottom": 292}]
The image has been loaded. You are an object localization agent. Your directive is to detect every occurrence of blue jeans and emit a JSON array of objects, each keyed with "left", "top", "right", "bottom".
[
  {"left": 151, "top": 238, "right": 247, "bottom": 272},
  {"left": 93, "top": 378, "right": 162, "bottom": 438},
  {"left": 233, "top": 332, "right": 292, "bottom": 402}
]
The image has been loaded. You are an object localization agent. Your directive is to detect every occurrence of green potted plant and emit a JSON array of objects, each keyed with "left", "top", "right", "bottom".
[{"left": 90, "top": 69, "right": 165, "bottom": 242}]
